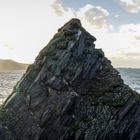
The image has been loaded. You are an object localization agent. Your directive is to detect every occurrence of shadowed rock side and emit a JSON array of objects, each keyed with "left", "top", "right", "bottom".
[{"left": 1, "top": 19, "right": 140, "bottom": 140}]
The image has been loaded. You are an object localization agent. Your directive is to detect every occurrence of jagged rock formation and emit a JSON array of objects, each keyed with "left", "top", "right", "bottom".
[{"left": 1, "top": 19, "right": 140, "bottom": 140}]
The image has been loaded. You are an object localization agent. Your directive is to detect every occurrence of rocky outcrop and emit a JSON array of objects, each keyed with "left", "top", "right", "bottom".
[{"left": 1, "top": 19, "right": 140, "bottom": 140}]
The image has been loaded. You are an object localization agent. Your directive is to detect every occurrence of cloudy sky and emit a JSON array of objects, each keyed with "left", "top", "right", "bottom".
[{"left": 0, "top": 0, "right": 140, "bottom": 68}]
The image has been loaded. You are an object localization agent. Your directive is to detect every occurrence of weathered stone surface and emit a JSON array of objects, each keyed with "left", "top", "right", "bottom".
[{"left": 0, "top": 18, "right": 140, "bottom": 140}]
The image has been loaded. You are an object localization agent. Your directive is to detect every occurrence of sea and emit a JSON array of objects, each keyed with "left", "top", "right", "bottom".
[
  {"left": 0, "top": 68, "right": 140, "bottom": 105},
  {"left": 0, "top": 70, "right": 25, "bottom": 104},
  {"left": 118, "top": 68, "right": 140, "bottom": 93}
]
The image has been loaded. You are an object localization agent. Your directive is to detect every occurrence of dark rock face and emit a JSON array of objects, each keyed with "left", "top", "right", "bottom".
[{"left": 1, "top": 18, "right": 140, "bottom": 140}]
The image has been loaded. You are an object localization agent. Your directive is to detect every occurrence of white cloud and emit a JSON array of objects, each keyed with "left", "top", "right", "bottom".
[
  {"left": 119, "top": 24, "right": 140, "bottom": 41},
  {"left": 51, "top": 2, "right": 111, "bottom": 30},
  {"left": 77, "top": 4, "right": 110, "bottom": 29},
  {"left": 51, "top": 0, "right": 67, "bottom": 16},
  {"left": 114, "top": 14, "right": 120, "bottom": 18},
  {"left": 119, "top": 0, "right": 140, "bottom": 13},
  {"left": 119, "top": 23, "right": 140, "bottom": 32},
  {"left": 108, "top": 24, "right": 140, "bottom": 67}
]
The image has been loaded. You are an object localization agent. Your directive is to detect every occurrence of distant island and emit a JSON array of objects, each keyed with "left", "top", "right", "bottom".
[{"left": 0, "top": 59, "right": 29, "bottom": 70}]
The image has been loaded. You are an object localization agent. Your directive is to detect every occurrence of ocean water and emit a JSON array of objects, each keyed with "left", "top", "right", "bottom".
[
  {"left": 118, "top": 68, "right": 140, "bottom": 93},
  {"left": 0, "top": 70, "right": 25, "bottom": 104},
  {"left": 0, "top": 69, "right": 140, "bottom": 104}
]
